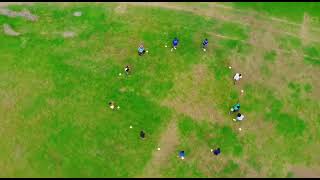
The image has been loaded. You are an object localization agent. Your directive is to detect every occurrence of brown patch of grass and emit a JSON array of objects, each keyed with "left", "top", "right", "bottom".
[
  {"left": 114, "top": 3, "right": 127, "bottom": 14},
  {"left": 123, "top": 2, "right": 320, "bottom": 44},
  {"left": 289, "top": 165, "right": 320, "bottom": 178},
  {"left": 162, "top": 64, "right": 226, "bottom": 123},
  {"left": 300, "top": 13, "right": 313, "bottom": 46},
  {"left": 141, "top": 118, "right": 179, "bottom": 177},
  {"left": 3, "top": 24, "right": 20, "bottom": 36}
]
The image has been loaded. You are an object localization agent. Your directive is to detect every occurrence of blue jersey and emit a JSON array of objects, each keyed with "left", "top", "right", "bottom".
[
  {"left": 138, "top": 47, "right": 144, "bottom": 53},
  {"left": 179, "top": 151, "right": 185, "bottom": 158},
  {"left": 203, "top": 40, "right": 208, "bottom": 46},
  {"left": 173, "top": 39, "right": 179, "bottom": 46},
  {"left": 213, "top": 148, "right": 220, "bottom": 155}
]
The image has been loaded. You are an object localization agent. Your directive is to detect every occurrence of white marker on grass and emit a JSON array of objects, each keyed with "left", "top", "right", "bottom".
[
  {"left": 130, "top": 125, "right": 132, "bottom": 129},
  {"left": 119, "top": 73, "right": 122, "bottom": 76},
  {"left": 73, "top": 11, "right": 82, "bottom": 17},
  {"left": 241, "top": 90, "right": 244, "bottom": 93},
  {"left": 239, "top": 127, "right": 242, "bottom": 131},
  {"left": 157, "top": 147, "right": 161, "bottom": 151},
  {"left": 165, "top": 45, "right": 168, "bottom": 48},
  {"left": 117, "top": 106, "right": 120, "bottom": 109},
  {"left": 203, "top": 48, "right": 206, "bottom": 52},
  {"left": 229, "top": 66, "right": 232, "bottom": 69}
]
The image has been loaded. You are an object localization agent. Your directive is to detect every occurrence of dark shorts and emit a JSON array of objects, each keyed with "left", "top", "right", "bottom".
[{"left": 138, "top": 50, "right": 146, "bottom": 55}]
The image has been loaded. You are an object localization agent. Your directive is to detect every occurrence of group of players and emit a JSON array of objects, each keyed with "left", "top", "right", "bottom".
[{"left": 108, "top": 37, "right": 246, "bottom": 159}]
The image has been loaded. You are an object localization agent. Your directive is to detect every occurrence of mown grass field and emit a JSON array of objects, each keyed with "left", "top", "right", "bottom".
[{"left": 0, "top": 2, "right": 320, "bottom": 177}]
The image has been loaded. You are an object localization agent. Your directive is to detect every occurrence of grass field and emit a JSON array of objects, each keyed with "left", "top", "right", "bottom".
[{"left": 0, "top": 2, "right": 320, "bottom": 177}]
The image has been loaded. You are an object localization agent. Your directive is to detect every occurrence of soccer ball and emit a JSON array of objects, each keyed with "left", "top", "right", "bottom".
[
  {"left": 157, "top": 147, "right": 161, "bottom": 151},
  {"left": 228, "top": 66, "right": 232, "bottom": 69}
]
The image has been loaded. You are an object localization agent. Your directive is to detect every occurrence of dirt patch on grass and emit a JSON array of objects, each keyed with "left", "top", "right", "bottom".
[
  {"left": 300, "top": 13, "right": 314, "bottom": 46},
  {"left": 0, "top": 2, "right": 34, "bottom": 7},
  {"left": 63, "top": 31, "right": 76, "bottom": 38},
  {"left": 3, "top": 24, "right": 20, "bottom": 36},
  {"left": 122, "top": 2, "right": 320, "bottom": 44},
  {"left": 224, "top": 13, "right": 320, "bottom": 101},
  {"left": 141, "top": 118, "right": 179, "bottom": 177},
  {"left": 0, "top": 8, "right": 38, "bottom": 21},
  {"left": 290, "top": 166, "right": 320, "bottom": 178},
  {"left": 114, "top": 3, "right": 127, "bottom": 14},
  {"left": 162, "top": 64, "right": 226, "bottom": 123}
]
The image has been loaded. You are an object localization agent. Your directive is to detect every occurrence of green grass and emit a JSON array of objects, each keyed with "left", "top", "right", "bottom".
[
  {"left": 231, "top": 2, "right": 320, "bottom": 24},
  {"left": 304, "top": 83, "right": 312, "bottom": 93},
  {"left": 264, "top": 50, "right": 277, "bottom": 63},
  {"left": 278, "top": 36, "right": 302, "bottom": 51},
  {"left": 1, "top": 2, "right": 320, "bottom": 178},
  {"left": 215, "top": 22, "right": 250, "bottom": 41},
  {"left": 303, "top": 45, "right": 320, "bottom": 66}
]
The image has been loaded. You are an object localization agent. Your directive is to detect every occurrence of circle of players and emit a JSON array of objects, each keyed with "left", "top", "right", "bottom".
[{"left": 108, "top": 37, "right": 245, "bottom": 160}]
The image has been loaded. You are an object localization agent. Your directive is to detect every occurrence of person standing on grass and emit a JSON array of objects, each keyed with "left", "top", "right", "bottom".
[
  {"left": 236, "top": 113, "right": 245, "bottom": 121},
  {"left": 138, "top": 44, "right": 146, "bottom": 56},
  {"left": 179, "top": 151, "right": 185, "bottom": 160},
  {"left": 202, "top": 38, "right": 208, "bottom": 50},
  {"left": 109, "top": 101, "right": 115, "bottom": 110},
  {"left": 233, "top": 73, "right": 242, "bottom": 84},
  {"left": 229, "top": 103, "right": 240, "bottom": 114},
  {"left": 124, "top": 65, "right": 130, "bottom": 75},
  {"left": 140, "top": 130, "right": 146, "bottom": 139},
  {"left": 172, "top": 37, "right": 179, "bottom": 49},
  {"left": 211, "top": 148, "right": 221, "bottom": 156}
]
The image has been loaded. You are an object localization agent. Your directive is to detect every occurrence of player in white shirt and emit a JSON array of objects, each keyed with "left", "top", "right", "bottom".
[
  {"left": 124, "top": 65, "right": 130, "bottom": 75},
  {"left": 236, "top": 113, "right": 245, "bottom": 121},
  {"left": 233, "top": 73, "right": 242, "bottom": 84}
]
